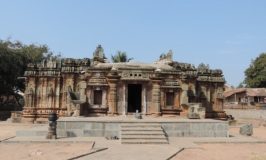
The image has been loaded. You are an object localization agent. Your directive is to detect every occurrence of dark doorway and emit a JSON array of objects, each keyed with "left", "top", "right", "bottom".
[{"left": 128, "top": 84, "right": 142, "bottom": 113}]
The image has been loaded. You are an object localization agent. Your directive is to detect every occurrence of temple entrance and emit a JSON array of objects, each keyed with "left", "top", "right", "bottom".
[{"left": 127, "top": 84, "right": 142, "bottom": 113}]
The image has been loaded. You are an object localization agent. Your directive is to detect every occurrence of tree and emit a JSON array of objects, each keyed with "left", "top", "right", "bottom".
[
  {"left": 111, "top": 51, "right": 133, "bottom": 63},
  {"left": 244, "top": 53, "right": 266, "bottom": 88},
  {"left": 0, "top": 39, "right": 57, "bottom": 94}
]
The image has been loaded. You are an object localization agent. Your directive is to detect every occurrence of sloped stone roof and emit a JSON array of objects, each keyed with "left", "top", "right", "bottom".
[
  {"left": 93, "top": 61, "right": 176, "bottom": 71},
  {"left": 224, "top": 88, "right": 266, "bottom": 97}
]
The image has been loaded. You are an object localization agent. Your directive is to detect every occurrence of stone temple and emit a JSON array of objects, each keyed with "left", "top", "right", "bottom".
[{"left": 22, "top": 45, "right": 225, "bottom": 122}]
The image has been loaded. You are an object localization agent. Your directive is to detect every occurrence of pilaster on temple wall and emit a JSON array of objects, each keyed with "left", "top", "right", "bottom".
[
  {"left": 180, "top": 82, "right": 189, "bottom": 105},
  {"left": 107, "top": 79, "right": 118, "bottom": 115},
  {"left": 61, "top": 74, "right": 75, "bottom": 113},
  {"left": 151, "top": 79, "right": 161, "bottom": 115}
]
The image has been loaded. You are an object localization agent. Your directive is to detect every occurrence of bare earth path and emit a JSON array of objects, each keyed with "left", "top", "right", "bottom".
[
  {"left": 174, "top": 143, "right": 266, "bottom": 160},
  {"left": 173, "top": 119, "right": 266, "bottom": 160},
  {"left": 0, "top": 143, "right": 93, "bottom": 160},
  {"left": 0, "top": 121, "right": 94, "bottom": 160}
]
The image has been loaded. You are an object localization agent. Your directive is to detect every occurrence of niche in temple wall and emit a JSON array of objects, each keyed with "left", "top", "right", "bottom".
[
  {"left": 47, "top": 88, "right": 53, "bottom": 108},
  {"left": 77, "top": 81, "right": 87, "bottom": 101},
  {"left": 26, "top": 88, "right": 34, "bottom": 108},
  {"left": 187, "top": 85, "right": 196, "bottom": 103}
]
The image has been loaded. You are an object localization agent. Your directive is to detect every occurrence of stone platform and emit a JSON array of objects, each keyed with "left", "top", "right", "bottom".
[{"left": 57, "top": 116, "right": 229, "bottom": 138}]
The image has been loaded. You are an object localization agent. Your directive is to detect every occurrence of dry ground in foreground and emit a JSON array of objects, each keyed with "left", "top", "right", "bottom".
[
  {"left": 174, "top": 119, "right": 266, "bottom": 160},
  {"left": 0, "top": 143, "right": 93, "bottom": 160},
  {"left": 0, "top": 122, "right": 93, "bottom": 160},
  {"left": 1, "top": 119, "right": 266, "bottom": 160},
  {"left": 174, "top": 143, "right": 266, "bottom": 160}
]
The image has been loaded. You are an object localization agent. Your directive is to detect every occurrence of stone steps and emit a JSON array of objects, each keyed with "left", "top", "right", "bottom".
[
  {"left": 161, "top": 108, "right": 181, "bottom": 115},
  {"left": 121, "top": 131, "right": 164, "bottom": 135},
  {"left": 121, "top": 124, "right": 161, "bottom": 127},
  {"left": 121, "top": 139, "right": 169, "bottom": 144},
  {"left": 121, "top": 128, "right": 163, "bottom": 131},
  {"left": 121, "top": 135, "right": 166, "bottom": 139},
  {"left": 120, "top": 123, "right": 168, "bottom": 144}
]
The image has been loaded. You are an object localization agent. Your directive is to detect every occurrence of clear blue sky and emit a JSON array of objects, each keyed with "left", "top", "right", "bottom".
[{"left": 1, "top": 0, "right": 266, "bottom": 86}]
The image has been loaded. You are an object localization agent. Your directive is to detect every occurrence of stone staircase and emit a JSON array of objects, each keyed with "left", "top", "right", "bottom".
[{"left": 120, "top": 123, "right": 168, "bottom": 144}]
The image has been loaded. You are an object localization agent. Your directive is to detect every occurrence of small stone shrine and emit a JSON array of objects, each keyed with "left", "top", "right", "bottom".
[{"left": 22, "top": 45, "right": 226, "bottom": 122}]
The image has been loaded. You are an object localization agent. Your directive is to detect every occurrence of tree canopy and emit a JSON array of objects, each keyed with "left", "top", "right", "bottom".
[
  {"left": 111, "top": 51, "right": 133, "bottom": 63},
  {"left": 0, "top": 39, "right": 57, "bottom": 94},
  {"left": 244, "top": 53, "right": 266, "bottom": 88}
]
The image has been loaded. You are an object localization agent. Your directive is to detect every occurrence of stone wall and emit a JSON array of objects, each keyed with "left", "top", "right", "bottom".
[
  {"left": 57, "top": 119, "right": 228, "bottom": 137},
  {"left": 225, "top": 109, "right": 266, "bottom": 120}
]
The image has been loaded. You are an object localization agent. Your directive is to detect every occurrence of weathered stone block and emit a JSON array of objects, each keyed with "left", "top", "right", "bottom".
[
  {"left": 104, "top": 130, "right": 120, "bottom": 137},
  {"left": 66, "top": 122, "right": 85, "bottom": 129},
  {"left": 240, "top": 124, "right": 253, "bottom": 136},
  {"left": 57, "top": 122, "right": 66, "bottom": 129},
  {"left": 91, "top": 123, "right": 105, "bottom": 129},
  {"left": 187, "top": 103, "right": 205, "bottom": 119},
  {"left": 105, "top": 123, "right": 119, "bottom": 130},
  {"left": 83, "top": 129, "right": 104, "bottom": 137},
  {"left": 216, "top": 124, "right": 228, "bottom": 131},
  {"left": 187, "top": 112, "right": 200, "bottom": 119},
  {"left": 65, "top": 130, "right": 83, "bottom": 137}
]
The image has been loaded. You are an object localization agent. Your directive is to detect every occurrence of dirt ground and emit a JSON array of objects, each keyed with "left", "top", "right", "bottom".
[
  {"left": 1, "top": 119, "right": 266, "bottom": 160},
  {"left": 174, "top": 119, "right": 266, "bottom": 160},
  {"left": 174, "top": 143, "right": 266, "bottom": 160},
  {"left": 0, "top": 143, "right": 93, "bottom": 160},
  {"left": 0, "top": 122, "right": 33, "bottom": 140},
  {"left": 0, "top": 122, "right": 93, "bottom": 160}
]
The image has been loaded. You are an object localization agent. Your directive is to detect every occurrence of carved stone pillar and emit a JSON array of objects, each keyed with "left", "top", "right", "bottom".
[
  {"left": 174, "top": 91, "right": 181, "bottom": 109},
  {"left": 152, "top": 79, "right": 161, "bottom": 116},
  {"left": 42, "top": 77, "right": 48, "bottom": 108},
  {"left": 107, "top": 79, "right": 118, "bottom": 115},
  {"left": 142, "top": 86, "right": 147, "bottom": 115},
  {"left": 107, "top": 71, "right": 120, "bottom": 115},
  {"left": 55, "top": 77, "right": 60, "bottom": 109}
]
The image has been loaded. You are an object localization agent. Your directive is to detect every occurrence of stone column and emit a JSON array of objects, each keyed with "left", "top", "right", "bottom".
[
  {"left": 142, "top": 86, "right": 147, "bottom": 115},
  {"left": 42, "top": 77, "right": 47, "bottom": 109},
  {"left": 102, "top": 90, "right": 107, "bottom": 107},
  {"left": 174, "top": 91, "right": 181, "bottom": 109},
  {"left": 123, "top": 83, "right": 126, "bottom": 115},
  {"left": 180, "top": 82, "right": 189, "bottom": 104},
  {"left": 152, "top": 79, "right": 161, "bottom": 116},
  {"left": 55, "top": 77, "right": 60, "bottom": 109},
  {"left": 107, "top": 79, "right": 118, "bottom": 115}
]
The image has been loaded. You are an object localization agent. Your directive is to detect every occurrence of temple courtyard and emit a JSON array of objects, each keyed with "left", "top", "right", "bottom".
[{"left": 0, "top": 118, "right": 266, "bottom": 160}]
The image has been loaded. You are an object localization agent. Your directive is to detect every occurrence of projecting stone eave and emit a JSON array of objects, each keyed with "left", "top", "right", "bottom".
[{"left": 91, "top": 61, "right": 177, "bottom": 72}]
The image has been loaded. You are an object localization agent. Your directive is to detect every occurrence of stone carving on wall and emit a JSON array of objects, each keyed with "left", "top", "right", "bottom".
[
  {"left": 88, "top": 73, "right": 108, "bottom": 86},
  {"left": 121, "top": 71, "right": 149, "bottom": 80},
  {"left": 216, "top": 87, "right": 224, "bottom": 99},
  {"left": 159, "top": 50, "right": 173, "bottom": 61},
  {"left": 61, "top": 58, "right": 90, "bottom": 73},
  {"left": 26, "top": 88, "right": 34, "bottom": 108},
  {"left": 173, "top": 62, "right": 196, "bottom": 71},
  {"left": 161, "top": 79, "right": 180, "bottom": 89},
  {"left": 197, "top": 76, "right": 225, "bottom": 82}
]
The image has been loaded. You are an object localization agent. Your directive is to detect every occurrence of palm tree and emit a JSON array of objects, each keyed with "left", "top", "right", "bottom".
[{"left": 111, "top": 51, "right": 133, "bottom": 63}]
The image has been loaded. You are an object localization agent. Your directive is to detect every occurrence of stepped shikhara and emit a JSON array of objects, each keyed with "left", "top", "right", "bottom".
[{"left": 22, "top": 45, "right": 225, "bottom": 122}]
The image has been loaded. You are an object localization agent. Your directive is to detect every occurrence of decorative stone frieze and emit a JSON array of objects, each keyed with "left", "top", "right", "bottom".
[{"left": 121, "top": 71, "right": 149, "bottom": 81}]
